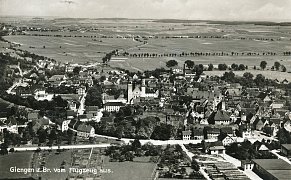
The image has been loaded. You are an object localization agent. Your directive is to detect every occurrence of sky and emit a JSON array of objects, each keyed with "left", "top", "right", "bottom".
[{"left": 0, "top": 0, "right": 291, "bottom": 21}]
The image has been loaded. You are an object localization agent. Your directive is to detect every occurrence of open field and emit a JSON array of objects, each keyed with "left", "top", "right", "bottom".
[
  {"left": 109, "top": 55, "right": 291, "bottom": 72},
  {"left": 4, "top": 35, "right": 143, "bottom": 63},
  {"left": 101, "top": 156, "right": 157, "bottom": 180},
  {"left": 2, "top": 18, "right": 291, "bottom": 74},
  {"left": 0, "top": 152, "right": 33, "bottom": 179}
]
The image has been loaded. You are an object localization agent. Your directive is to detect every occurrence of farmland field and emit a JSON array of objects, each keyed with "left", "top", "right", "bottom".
[{"left": 2, "top": 18, "right": 291, "bottom": 73}]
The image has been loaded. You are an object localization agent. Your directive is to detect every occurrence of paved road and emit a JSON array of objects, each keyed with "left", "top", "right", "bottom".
[{"left": 8, "top": 143, "right": 111, "bottom": 151}]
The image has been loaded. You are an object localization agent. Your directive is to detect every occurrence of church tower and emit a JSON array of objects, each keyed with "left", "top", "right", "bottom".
[{"left": 127, "top": 82, "right": 133, "bottom": 104}]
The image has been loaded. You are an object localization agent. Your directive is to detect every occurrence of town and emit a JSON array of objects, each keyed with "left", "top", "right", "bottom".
[{"left": 1, "top": 17, "right": 291, "bottom": 180}]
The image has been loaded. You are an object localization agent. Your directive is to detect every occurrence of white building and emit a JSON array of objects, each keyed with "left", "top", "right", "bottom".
[{"left": 104, "top": 102, "right": 125, "bottom": 112}]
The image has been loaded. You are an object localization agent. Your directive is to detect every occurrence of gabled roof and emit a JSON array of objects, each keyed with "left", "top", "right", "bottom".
[
  {"left": 86, "top": 106, "right": 98, "bottom": 112},
  {"left": 207, "top": 127, "right": 220, "bottom": 134},
  {"left": 259, "top": 144, "right": 269, "bottom": 151},
  {"left": 182, "top": 130, "right": 191, "bottom": 136},
  {"left": 77, "top": 124, "right": 93, "bottom": 133},
  {"left": 220, "top": 127, "right": 233, "bottom": 134},
  {"left": 213, "top": 110, "right": 230, "bottom": 121}
]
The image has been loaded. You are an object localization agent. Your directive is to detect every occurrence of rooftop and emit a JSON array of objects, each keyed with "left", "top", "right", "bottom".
[{"left": 252, "top": 159, "right": 291, "bottom": 170}]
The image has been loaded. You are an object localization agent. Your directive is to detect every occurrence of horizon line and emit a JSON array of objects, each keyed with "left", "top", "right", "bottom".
[{"left": 0, "top": 15, "right": 291, "bottom": 23}]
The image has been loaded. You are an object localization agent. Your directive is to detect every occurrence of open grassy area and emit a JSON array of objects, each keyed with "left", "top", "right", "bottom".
[
  {"left": 0, "top": 151, "right": 33, "bottom": 179},
  {"left": 101, "top": 156, "right": 157, "bottom": 180}
]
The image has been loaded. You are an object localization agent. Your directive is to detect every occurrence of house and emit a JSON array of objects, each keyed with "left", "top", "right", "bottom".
[
  {"left": 31, "top": 118, "right": 54, "bottom": 133},
  {"left": 85, "top": 106, "right": 99, "bottom": 116},
  {"left": 239, "top": 123, "right": 253, "bottom": 139},
  {"left": 252, "top": 159, "right": 291, "bottom": 180},
  {"left": 281, "top": 144, "right": 291, "bottom": 157},
  {"left": 34, "top": 89, "right": 52, "bottom": 101},
  {"left": 270, "top": 101, "right": 284, "bottom": 110},
  {"left": 220, "top": 135, "right": 236, "bottom": 146},
  {"left": 76, "top": 124, "right": 95, "bottom": 138},
  {"left": 258, "top": 144, "right": 269, "bottom": 151},
  {"left": 66, "top": 110, "right": 76, "bottom": 119},
  {"left": 220, "top": 127, "right": 234, "bottom": 137},
  {"left": 205, "top": 127, "right": 220, "bottom": 140},
  {"left": 241, "top": 160, "right": 254, "bottom": 171},
  {"left": 56, "top": 119, "right": 71, "bottom": 132},
  {"left": 104, "top": 102, "right": 125, "bottom": 112},
  {"left": 85, "top": 106, "right": 103, "bottom": 122},
  {"left": 193, "top": 128, "right": 204, "bottom": 140},
  {"left": 209, "top": 146, "right": 225, "bottom": 155},
  {"left": 208, "top": 110, "right": 231, "bottom": 125},
  {"left": 78, "top": 114, "right": 92, "bottom": 122},
  {"left": 27, "top": 112, "right": 39, "bottom": 121},
  {"left": 67, "top": 100, "right": 78, "bottom": 112},
  {"left": 281, "top": 79, "right": 289, "bottom": 84},
  {"left": 76, "top": 86, "right": 86, "bottom": 95},
  {"left": 182, "top": 130, "right": 191, "bottom": 140},
  {"left": 253, "top": 117, "right": 268, "bottom": 131}
]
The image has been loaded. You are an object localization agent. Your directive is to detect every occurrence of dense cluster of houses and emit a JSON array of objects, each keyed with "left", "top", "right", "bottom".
[{"left": 1, "top": 57, "right": 291, "bottom": 160}]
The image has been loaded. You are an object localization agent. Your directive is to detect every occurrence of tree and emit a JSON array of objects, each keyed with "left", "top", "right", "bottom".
[
  {"left": 281, "top": 65, "right": 287, "bottom": 72},
  {"left": 254, "top": 74, "right": 266, "bottom": 87},
  {"left": 124, "top": 151, "right": 135, "bottom": 161},
  {"left": 274, "top": 61, "right": 280, "bottom": 71},
  {"left": 243, "top": 72, "right": 254, "bottom": 80},
  {"left": 260, "top": 61, "right": 267, "bottom": 70},
  {"left": 194, "top": 64, "right": 204, "bottom": 76},
  {"left": 166, "top": 60, "right": 178, "bottom": 68},
  {"left": 185, "top": 60, "right": 195, "bottom": 69},
  {"left": 231, "top": 63, "right": 238, "bottom": 70},
  {"left": 222, "top": 71, "right": 235, "bottom": 82},
  {"left": 131, "top": 139, "right": 141, "bottom": 150},
  {"left": 208, "top": 63, "right": 214, "bottom": 71},
  {"left": 218, "top": 63, "right": 228, "bottom": 70},
  {"left": 73, "top": 66, "right": 81, "bottom": 75},
  {"left": 238, "top": 64, "right": 246, "bottom": 70},
  {"left": 191, "top": 159, "right": 200, "bottom": 171}
]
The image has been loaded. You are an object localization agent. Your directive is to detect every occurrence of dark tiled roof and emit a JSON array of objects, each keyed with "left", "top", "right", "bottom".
[
  {"left": 77, "top": 124, "right": 93, "bottom": 133},
  {"left": 104, "top": 102, "right": 125, "bottom": 106},
  {"left": 213, "top": 110, "right": 230, "bottom": 121}
]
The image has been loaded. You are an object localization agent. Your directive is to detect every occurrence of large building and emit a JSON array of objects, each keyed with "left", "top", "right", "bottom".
[
  {"left": 252, "top": 159, "right": 291, "bottom": 180},
  {"left": 127, "top": 79, "right": 159, "bottom": 104}
]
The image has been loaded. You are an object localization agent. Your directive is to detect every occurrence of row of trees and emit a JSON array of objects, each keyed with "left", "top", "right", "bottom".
[
  {"left": 125, "top": 51, "right": 279, "bottom": 58},
  {"left": 165, "top": 60, "right": 287, "bottom": 73}
]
